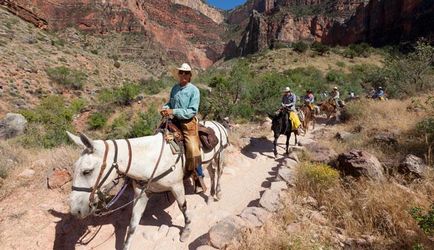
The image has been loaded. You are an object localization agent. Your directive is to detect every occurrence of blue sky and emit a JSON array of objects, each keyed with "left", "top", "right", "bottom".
[{"left": 206, "top": 0, "right": 247, "bottom": 10}]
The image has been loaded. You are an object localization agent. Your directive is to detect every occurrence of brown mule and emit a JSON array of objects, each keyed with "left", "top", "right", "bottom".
[{"left": 300, "top": 105, "right": 315, "bottom": 133}]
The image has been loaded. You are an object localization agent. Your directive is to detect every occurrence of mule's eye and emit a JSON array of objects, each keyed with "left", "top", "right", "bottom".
[{"left": 82, "top": 169, "right": 93, "bottom": 176}]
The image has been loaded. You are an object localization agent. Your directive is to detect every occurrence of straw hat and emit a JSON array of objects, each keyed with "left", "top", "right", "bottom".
[
  {"left": 170, "top": 63, "right": 194, "bottom": 79},
  {"left": 333, "top": 86, "right": 338, "bottom": 90},
  {"left": 283, "top": 87, "right": 291, "bottom": 92}
]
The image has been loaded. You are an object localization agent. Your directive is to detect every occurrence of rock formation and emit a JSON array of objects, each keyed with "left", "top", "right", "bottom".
[
  {"left": 234, "top": 0, "right": 434, "bottom": 56},
  {"left": 2, "top": 0, "right": 433, "bottom": 64},
  {"left": 1, "top": 0, "right": 226, "bottom": 69}
]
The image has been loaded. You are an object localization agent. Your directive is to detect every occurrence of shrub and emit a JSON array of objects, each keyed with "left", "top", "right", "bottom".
[
  {"left": 141, "top": 78, "right": 168, "bottom": 95},
  {"left": 88, "top": 112, "right": 108, "bottom": 130},
  {"left": 410, "top": 205, "right": 434, "bottom": 235},
  {"left": 107, "top": 114, "right": 130, "bottom": 139},
  {"left": 311, "top": 42, "right": 330, "bottom": 55},
  {"left": 46, "top": 66, "right": 87, "bottom": 90},
  {"left": 98, "top": 82, "right": 141, "bottom": 106},
  {"left": 19, "top": 96, "right": 75, "bottom": 148},
  {"left": 297, "top": 163, "right": 340, "bottom": 191},
  {"left": 292, "top": 41, "right": 309, "bottom": 53},
  {"left": 336, "top": 61, "right": 346, "bottom": 68},
  {"left": 128, "top": 106, "right": 160, "bottom": 138},
  {"left": 382, "top": 41, "right": 434, "bottom": 97}
]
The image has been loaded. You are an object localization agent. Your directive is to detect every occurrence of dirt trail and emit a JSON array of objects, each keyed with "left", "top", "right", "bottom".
[{"left": 0, "top": 125, "right": 321, "bottom": 250}]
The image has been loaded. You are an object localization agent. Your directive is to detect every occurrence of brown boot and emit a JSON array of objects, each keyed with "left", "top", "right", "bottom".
[{"left": 195, "top": 176, "right": 207, "bottom": 194}]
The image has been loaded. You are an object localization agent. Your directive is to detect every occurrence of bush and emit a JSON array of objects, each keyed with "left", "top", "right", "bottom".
[
  {"left": 88, "top": 112, "right": 108, "bottom": 130},
  {"left": 298, "top": 163, "right": 340, "bottom": 191},
  {"left": 128, "top": 106, "right": 160, "bottom": 138},
  {"left": 410, "top": 205, "right": 434, "bottom": 235},
  {"left": 19, "top": 96, "right": 76, "bottom": 148},
  {"left": 292, "top": 41, "right": 309, "bottom": 53},
  {"left": 342, "top": 43, "right": 371, "bottom": 58},
  {"left": 98, "top": 82, "right": 141, "bottom": 106},
  {"left": 311, "top": 42, "right": 330, "bottom": 55},
  {"left": 46, "top": 66, "right": 87, "bottom": 90},
  {"left": 141, "top": 78, "right": 168, "bottom": 95}
]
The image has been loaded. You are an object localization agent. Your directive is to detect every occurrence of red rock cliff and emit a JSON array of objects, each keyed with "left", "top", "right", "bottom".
[
  {"left": 1, "top": 0, "right": 225, "bottom": 69},
  {"left": 233, "top": 0, "right": 434, "bottom": 56}
]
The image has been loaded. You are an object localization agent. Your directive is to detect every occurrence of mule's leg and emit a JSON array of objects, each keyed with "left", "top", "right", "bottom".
[
  {"left": 207, "top": 161, "right": 216, "bottom": 199},
  {"left": 123, "top": 183, "right": 149, "bottom": 250},
  {"left": 286, "top": 134, "right": 290, "bottom": 154},
  {"left": 273, "top": 136, "right": 278, "bottom": 157},
  {"left": 215, "top": 151, "right": 224, "bottom": 200},
  {"left": 171, "top": 182, "right": 192, "bottom": 242}
]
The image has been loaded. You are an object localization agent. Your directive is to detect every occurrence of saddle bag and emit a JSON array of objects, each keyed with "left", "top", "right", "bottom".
[{"left": 198, "top": 126, "right": 219, "bottom": 151}]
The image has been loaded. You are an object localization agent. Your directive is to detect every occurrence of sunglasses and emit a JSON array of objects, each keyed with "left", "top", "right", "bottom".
[{"left": 178, "top": 71, "right": 191, "bottom": 76}]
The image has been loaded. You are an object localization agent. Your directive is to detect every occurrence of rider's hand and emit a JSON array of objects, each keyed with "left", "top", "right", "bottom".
[{"left": 160, "top": 109, "right": 173, "bottom": 117}]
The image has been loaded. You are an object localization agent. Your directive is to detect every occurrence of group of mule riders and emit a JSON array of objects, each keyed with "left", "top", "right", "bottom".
[{"left": 161, "top": 63, "right": 387, "bottom": 193}]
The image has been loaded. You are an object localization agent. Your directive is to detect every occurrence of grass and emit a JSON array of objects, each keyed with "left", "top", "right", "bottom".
[{"left": 233, "top": 162, "right": 434, "bottom": 249}]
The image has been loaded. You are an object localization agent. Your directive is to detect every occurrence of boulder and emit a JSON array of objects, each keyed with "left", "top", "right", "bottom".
[
  {"left": 209, "top": 215, "right": 246, "bottom": 249},
  {"left": 0, "top": 113, "right": 27, "bottom": 140},
  {"left": 337, "top": 150, "right": 385, "bottom": 181},
  {"left": 304, "top": 142, "right": 338, "bottom": 164},
  {"left": 259, "top": 189, "right": 282, "bottom": 212},
  {"left": 278, "top": 167, "right": 296, "bottom": 187},
  {"left": 335, "top": 131, "right": 356, "bottom": 142},
  {"left": 270, "top": 181, "right": 288, "bottom": 191},
  {"left": 373, "top": 132, "right": 398, "bottom": 146},
  {"left": 286, "top": 223, "right": 302, "bottom": 234},
  {"left": 239, "top": 207, "right": 271, "bottom": 227},
  {"left": 18, "top": 168, "right": 35, "bottom": 178},
  {"left": 399, "top": 154, "right": 428, "bottom": 178},
  {"left": 47, "top": 169, "right": 72, "bottom": 189}
]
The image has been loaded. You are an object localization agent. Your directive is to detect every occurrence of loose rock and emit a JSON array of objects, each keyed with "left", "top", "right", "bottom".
[
  {"left": 239, "top": 207, "right": 270, "bottom": 227},
  {"left": 259, "top": 189, "right": 282, "bottom": 212},
  {"left": 336, "top": 150, "right": 385, "bottom": 181},
  {"left": 209, "top": 215, "right": 246, "bottom": 249},
  {"left": 399, "top": 154, "right": 428, "bottom": 178},
  {"left": 19, "top": 168, "right": 35, "bottom": 178},
  {"left": 304, "top": 142, "right": 338, "bottom": 164},
  {"left": 0, "top": 113, "right": 27, "bottom": 140},
  {"left": 47, "top": 169, "right": 72, "bottom": 189}
]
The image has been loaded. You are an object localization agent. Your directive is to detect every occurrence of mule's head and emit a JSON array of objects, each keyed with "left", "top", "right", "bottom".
[{"left": 67, "top": 131, "right": 105, "bottom": 218}]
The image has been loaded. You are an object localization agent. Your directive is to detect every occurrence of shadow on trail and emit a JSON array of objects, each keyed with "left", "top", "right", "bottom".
[
  {"left": 240, "top": 137, "right": 274, "bottom": 159},
  {"left": 50, "top": 186, "right": 184, "bottom": 250},
  {"left": 246, "top": 155, "right": 289, "bottom": 208}
]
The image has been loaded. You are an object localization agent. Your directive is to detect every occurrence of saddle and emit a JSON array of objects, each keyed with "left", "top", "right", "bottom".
[{"left": 160, "top": 120, "right": 219, "bottom": 153}]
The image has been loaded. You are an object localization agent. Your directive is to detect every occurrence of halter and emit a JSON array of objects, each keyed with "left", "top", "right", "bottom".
[
  {"left": 71, "top": 139, "right": 133, "bottom": 206},
  {"left": 71, "top": 133, "right": 179, "bottom": 216}
]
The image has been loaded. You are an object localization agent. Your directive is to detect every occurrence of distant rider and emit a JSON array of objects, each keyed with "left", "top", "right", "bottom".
[
  {"left": 281, "top": 87, "right": 302, "bottom": 134},
  {"left": 304, "top": 89, "right": 315, "bottom": 110},
  {"left": 331, "top": 86, "right": 343, "bottom": 107},
  {"left": 372, "top": 86, "right": 385, "bottom": 100}
]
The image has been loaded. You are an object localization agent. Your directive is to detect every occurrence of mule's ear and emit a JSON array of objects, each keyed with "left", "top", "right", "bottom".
[
  {"left": 67, "top": 131, "right": 86, "bottom": 148},
  {"left": 267, "top": 113, "right": 275, "bottom": 119},
  {"left": 79, "top": 132, "right": 94, "bottom": 151}
]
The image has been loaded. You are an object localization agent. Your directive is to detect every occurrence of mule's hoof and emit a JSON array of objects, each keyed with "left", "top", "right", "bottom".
[
  {"left": 180, "top": 228, "right": 191, "bottom": 242},
  {"left": 215, "top": 192, "right": 222, "bottom": 201}
]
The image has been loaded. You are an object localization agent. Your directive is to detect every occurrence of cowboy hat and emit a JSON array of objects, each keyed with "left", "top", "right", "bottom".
[
  {"left": 283, "top": 87, "right": 291, "bottom": 92},
  {"left": 333, "top": 86, "right": 338, "bottom": 90},
  {"left": 170, "top": 63, "right": 194, "bottom": 79}
]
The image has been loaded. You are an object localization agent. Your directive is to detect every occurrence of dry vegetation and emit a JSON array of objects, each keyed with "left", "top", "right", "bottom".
[
  {"left": 232, "top": 95, "right": 434, "bottom": 249},
  {"left": 0, "top": 140, "right": 78, "bottom": 200}
]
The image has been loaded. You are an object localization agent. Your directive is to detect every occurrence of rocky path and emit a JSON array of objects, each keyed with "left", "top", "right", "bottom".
[
  {"left": 0, "top": 125, "right": 321, "bottom": 250},
  {"left": 86, "top": 127, "right": 318, "bottom": 250}
]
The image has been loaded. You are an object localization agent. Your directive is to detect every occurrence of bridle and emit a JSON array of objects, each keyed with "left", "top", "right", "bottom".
[
  {"left": 71, "top": 139, "right": 133, "bottom": 207},
  {"left": 71, "top": 131, "right": 180, "bottom": 216}
]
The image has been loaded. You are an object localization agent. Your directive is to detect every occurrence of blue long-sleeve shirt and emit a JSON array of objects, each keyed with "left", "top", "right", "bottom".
[
  {"left": 282, "top": 93, "right": 296, "bottom": 111},
  {"left": 163, "top": 82, "right": 200, "bottom": 120}
]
